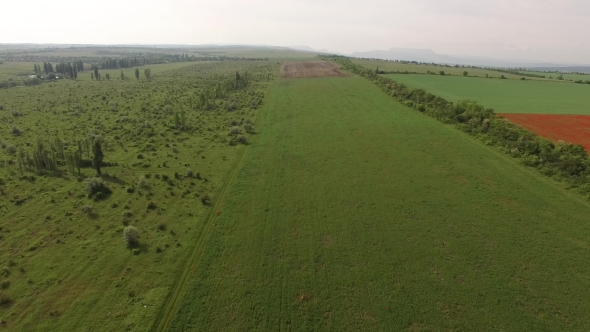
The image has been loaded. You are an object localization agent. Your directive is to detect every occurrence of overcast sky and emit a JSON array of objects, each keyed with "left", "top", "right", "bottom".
[{"left": 2, "top": 0, "right": 589, "bottom": 63}]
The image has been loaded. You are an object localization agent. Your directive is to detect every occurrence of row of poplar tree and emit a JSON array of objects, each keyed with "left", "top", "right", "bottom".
[{"left": 14, "top": 136, "right": 105, "bottom": 177}]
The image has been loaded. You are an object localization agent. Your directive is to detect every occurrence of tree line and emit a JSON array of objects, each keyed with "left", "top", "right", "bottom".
[
  {"left": 326, "top": 55, "right": 590, "bottom": 198},
  {"left": 13, "top": 135, "right": 107, "bottom": 177}
]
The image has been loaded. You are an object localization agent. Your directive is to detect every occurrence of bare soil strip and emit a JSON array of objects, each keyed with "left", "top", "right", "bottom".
[{"left": 281, "top": 61, "right": 350, "bottom": 78}]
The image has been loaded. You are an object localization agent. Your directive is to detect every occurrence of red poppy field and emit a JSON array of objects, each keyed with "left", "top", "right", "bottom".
[{"left": 498, "top": 113, "right": 590, "bottom": 151}]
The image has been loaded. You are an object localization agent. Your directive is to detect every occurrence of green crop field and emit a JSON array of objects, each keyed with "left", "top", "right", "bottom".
[
  {"left": 384, "top": 74, "right": 590, "bottom": 114},
  {"left": 4, "top": 49, "right": 590, "bottom": 332},
  {"left": 352, "top": 58, "right": 544, "bottom": 80},
  {"left": 520, "top": 71, "right": 590, "bottom": 81},
  {"left": 165, "top": 75, "right": 590, "bottom": 331}
]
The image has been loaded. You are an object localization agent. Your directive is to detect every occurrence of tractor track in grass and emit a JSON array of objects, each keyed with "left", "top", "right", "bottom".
[{"left": 153, "top": 109, "right": 265, "bottom": 332}]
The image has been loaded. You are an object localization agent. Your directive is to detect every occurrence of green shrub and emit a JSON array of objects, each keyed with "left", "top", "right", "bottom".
[
  {"left": 185, "top": 169, "right": 194, "bottom": 178},
  {"left": 81, "top": 205, "right": 95, "bottom": 215},
  {"left": 84, "top": 177, "right": 112, "bottom": 200},
  {"left": 10, "top": 127, "right": 22, "bottom": 136},
  {"left": 243, "top": 123, "right": 254, "bottom": 133},
  {"left": 146, "top": 201, "right": 157, "bottom": 210},
  {"left": 230, "top": 126, "right": 241, "bottom": 135},
  {"left": 200, "top": 193, "right": 211, "bottom": 205},
  {"left": 123, "top": 226, "right": 139, "bottom": 247},
  {"left": 237, "top": 135, "right": 248, "bottom": 144},
  {"left": 138, "top": 176, "right": 148, "bottom": 189},
  {"left": 0, "top": 293, "right": 12, "bottom": 307},
  {"left": 5, "top": 145, "right": 16, "bottom": 155}
]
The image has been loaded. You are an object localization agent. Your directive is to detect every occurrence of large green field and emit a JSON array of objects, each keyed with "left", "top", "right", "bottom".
[
  {"left": 384, "top": 74, "right": 590, "bottom": 114},
  {"left": 165, "top": 75, "right": 590, "bottom": 331},
  {"left": 352, "top": 58, "right": 545, "bottom": 80},
  {"left": 0, "top": 59, "right": 275, "bottom": 331}
]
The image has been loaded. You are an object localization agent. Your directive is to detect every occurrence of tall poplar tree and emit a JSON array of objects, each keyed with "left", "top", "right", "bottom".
[{"left": 92, "top": 140, "right": 104, "bottom": 176}]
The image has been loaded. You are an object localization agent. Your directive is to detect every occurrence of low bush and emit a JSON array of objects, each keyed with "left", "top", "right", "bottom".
[
  {"left": 200, "top": 193, "right": 211, "bottom": 205},
  {"left": 84, "top": 177, "right": 112, "bottom": 200},
  {"left": 123, "top": 226, "right": 139, "bottom": 247},
  {"left": 81, "top": 205, "right": 95, "bottom": 215}
]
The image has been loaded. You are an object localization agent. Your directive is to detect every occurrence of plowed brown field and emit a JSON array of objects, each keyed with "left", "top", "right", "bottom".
[
  {"left": 498, "top": 113, "right": 590, "bottom": 151},
  {"left": 281, "top": 61, "right": 349, "bottom": 78}
]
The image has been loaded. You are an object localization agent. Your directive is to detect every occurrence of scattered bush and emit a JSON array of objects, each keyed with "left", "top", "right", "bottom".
[
  {"left": 230, "top": 126, "right": 241, "bottom": 135},
  {"left": 200, "top": 193, "right": 211, "bottom": 205},
  {"left": 123, "top": 226, "right": 139, "bottom": 247},
  {"left": 5, "top": 145, "right": 16, "bottom": 155},
  {"left": 138, "top": 176, "right": 148, "bottom": 189},
  {"left": 81, "top": 205, "right": 95, "bottom": 215},
  {"left": 228, "top": 118, "right": 239, "bottom": 126},
  {"left": 84, "top": 177, "right": 112, "bottom": 200},
  {"left": 10, "top": 127, "right": 22, "bottom": 136},
  {"left": 236, "top": 135, "right": 248, "bottom": 144},
  {"left": 0, "top": 293, "right": 12, "bottom": 307},
  {"left": 0, "top": 105, "right": 4, "bottom": 110},
  {"left": 122, "top": 210, "right": 133, "bottom": 219},
  {"left": 185, "top": 169, "right": 194, "bottom": 178},
  {"left": 1, "top": 281, "right": 10, "bottom": 289},
  {"left": 146, "top": 201, "right": 157, "bottom": 210},
  {"left": 157, "top": 221, "right": 166, "bottom": 231},
  {"left": 243, "top": 123, "right": 254, "bottom": 133}
]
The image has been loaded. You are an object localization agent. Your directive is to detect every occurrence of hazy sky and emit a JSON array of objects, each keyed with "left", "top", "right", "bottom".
[{"left": 2, "top": 0, "right": 589, "bottom": 63}]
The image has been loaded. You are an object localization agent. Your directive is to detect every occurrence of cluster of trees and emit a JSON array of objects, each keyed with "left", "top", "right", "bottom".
[
  {"left": 189, "top": 71, "right": 253, "bottom": 110},
  {"left": 328, "top": 56, "right": 590, "bottom": 197},
  {"left": 34, "top": 61, "right": 84, "bottom": 76},
  {"left": 12, "top": 136, "right": 105, "bottom": 177}
]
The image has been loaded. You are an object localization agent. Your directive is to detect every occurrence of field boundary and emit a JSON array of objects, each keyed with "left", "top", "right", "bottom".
[{"left": 153, "top": 105, "right": 267, "bottom": 331}]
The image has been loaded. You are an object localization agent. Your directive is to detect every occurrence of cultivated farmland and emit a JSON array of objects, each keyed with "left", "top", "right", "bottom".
[
  {"left": 166, "top": 74, "right": 590, "bottom": 331},
  {"left": 384, "top": 74, "right": 590, "bottom": 115},
  {"left": 498, "top": 113, "right": 590, "bottom": 151},
  {"left": 281, "top": 61, "right": 349, "bottom": 78}
]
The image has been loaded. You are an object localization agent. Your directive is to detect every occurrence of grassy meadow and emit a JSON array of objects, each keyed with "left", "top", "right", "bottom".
[
  {"left": 0, "top": 59, "right": 276, "bottom": 331},
  {"left": 384, "top": 74, "right": 590, "bottom": 114},
  {"left": 167, "top": 75, "right": 590, "bottom": 331},
  {"left": 352, "top": 58, "right": 544, "bottom": 80}
]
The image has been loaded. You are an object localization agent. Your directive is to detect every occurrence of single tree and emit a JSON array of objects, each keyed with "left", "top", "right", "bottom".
[
  {"left": 144, "top": 68, "right": 151, "bottom": 79},
  {"left": 463, "top": 71, "right": 468, "bottom": 76},
  {"left": 94, "top": 66, "right": 99, "bottom": 81},
  {"left": 92, "top": 140, "right": 104, "bottom": 176},
  {"left": 120, "top": 71, "right": 125, "bottom": 80},
  {"left": 135, "top": 68, "right": 140, "bottom": 80},
  {"left": 439, "top": 71, "right": 445, "bottom": 76}
]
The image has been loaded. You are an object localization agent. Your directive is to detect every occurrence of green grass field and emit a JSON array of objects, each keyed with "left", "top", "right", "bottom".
[
  {"left": 352, "top": 59, "right": 544, "bottom": 80},
  {"left": 520, "top": 71, "right": 590, "bottom": 81},
  {"left": 166, "top": 75, "right": 590, "bottom": 331},
  {"left": 384, "top": 74, "right": 590, "bottom": 114},
  {"left": 0, "top": 62, "right": 36, "bottom": 80},
  {"left": 0, "top": 60, "right": 275, "bottom": 331}
]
